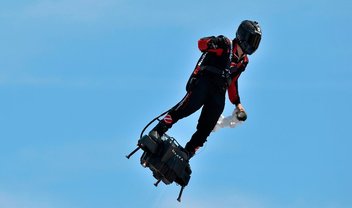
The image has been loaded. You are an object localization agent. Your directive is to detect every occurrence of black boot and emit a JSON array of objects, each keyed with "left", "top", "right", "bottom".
[
  {"left": 184, "top": 145, "right": 198, "bottom": 160},
  {"left": 149, "top": 120, "right": 170, "bottom": 139}
]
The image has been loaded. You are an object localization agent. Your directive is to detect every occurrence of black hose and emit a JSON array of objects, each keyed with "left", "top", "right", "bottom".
[
  {"left": 139, "top": 109, "right": 170, "bottom": 140},
  {"left": 139, "top": 93, "right": 188, "bottom": 139}
]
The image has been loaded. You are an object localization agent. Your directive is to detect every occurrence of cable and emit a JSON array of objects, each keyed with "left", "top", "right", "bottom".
[
  {"left": 139, "top": 93, "right": 189, "bottom": 140},
  {"left": 139, "top": 109, "right": 170, "bottom": 140}
]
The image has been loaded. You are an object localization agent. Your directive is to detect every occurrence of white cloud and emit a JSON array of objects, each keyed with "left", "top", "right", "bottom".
[
  {"left": 0, "top": 74, "right": 62, "bottom": 86},
  {"left": 0, "top": 191, "right": 64, "bottom": 208},
  {"left": 153, "top": 191, "right": 272, "bottom": 208},
  {"left": 1, "top": 0, "right": 215, "bottom": 28},
  {"left": 14, "top": 138, "right": 123, "bottom": 172},
  {"left": 151, "top": 189, "right": 350, "bottom": 208},
  {"left": 0, "top": 73, "right": 132, "bottom": 90},
  {"left": 3, "top": 0, "right": 123, "bottom": 23}
]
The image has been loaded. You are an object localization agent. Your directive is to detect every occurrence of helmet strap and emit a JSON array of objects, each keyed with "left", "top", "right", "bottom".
[{"left": 233, "top": 42, "right": 245, "bottom": 60}]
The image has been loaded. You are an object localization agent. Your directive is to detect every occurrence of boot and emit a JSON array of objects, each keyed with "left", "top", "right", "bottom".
[
  {"left": 149, "top": 120, "right": 169, "bottom": 139},
  {"left": 183, "top": 145, "right": 199, "bottom": 160}
]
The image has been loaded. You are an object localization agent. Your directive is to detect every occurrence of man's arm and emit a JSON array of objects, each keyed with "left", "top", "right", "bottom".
[
  {"left": 228, "top": 73, "right": 242, "bottom": 106},
  {"left": 198, "top": 36, "right": 231, "bottom": 56}
]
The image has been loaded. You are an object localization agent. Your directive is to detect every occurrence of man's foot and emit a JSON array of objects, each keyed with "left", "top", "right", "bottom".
[
  {"left": 149, "top": 120, "right": 169, "bottom": 140},
  {"left": 148, "top": 130, "right": 160, "bottom": 140},
  {"left": 187, "top": 151, "right": 195, "bottom": 160},
  {"left": 182, "top": 147, "right": 197, "bottom": 161}
]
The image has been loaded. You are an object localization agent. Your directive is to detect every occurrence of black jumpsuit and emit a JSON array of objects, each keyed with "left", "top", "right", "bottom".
[{"left": 152, "top": 36, "right": 248, "bottom": 156}]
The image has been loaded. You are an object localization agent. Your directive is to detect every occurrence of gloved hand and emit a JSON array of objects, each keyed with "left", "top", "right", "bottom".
[
  {"left": 218, "top": 35, "right": 231, "bottom": 47},
  {"left": 207, "top": 36, "right": 218, "bottom": 49},
  {"left": 213, "top": 36, "right": 231, "bottom": 49},
  {"left": 207, "top": 36, "right": 231, "bottom": 50}
]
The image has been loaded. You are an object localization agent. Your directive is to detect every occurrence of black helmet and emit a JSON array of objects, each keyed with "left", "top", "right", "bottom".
[{"left": 236, "top": 20, "right": 262, "bottom": 55}]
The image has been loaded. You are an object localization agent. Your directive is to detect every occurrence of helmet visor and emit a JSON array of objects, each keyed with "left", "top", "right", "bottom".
[{"left": 244, "top": 32, "right": 261, "bottom": 54}]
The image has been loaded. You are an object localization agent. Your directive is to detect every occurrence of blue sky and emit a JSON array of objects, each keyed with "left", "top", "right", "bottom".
[{"left": 1, "top": 0, "right": 352, "bottom": 207}]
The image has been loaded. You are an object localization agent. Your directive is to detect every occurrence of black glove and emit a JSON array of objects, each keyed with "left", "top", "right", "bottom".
[
  {"left": 216, "top": 36, "right": 231, "bottom": 51},
  {"left": 207, "top": 36, "right": 218, "bottom": 49}
]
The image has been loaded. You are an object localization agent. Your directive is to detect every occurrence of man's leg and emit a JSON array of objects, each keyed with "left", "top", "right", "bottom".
[
  {"left": 150, "top": 77, "right": 208, "bottom": 137},
  {"left": 185, "top": 90, "right": 225, "bottom": 157}
]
